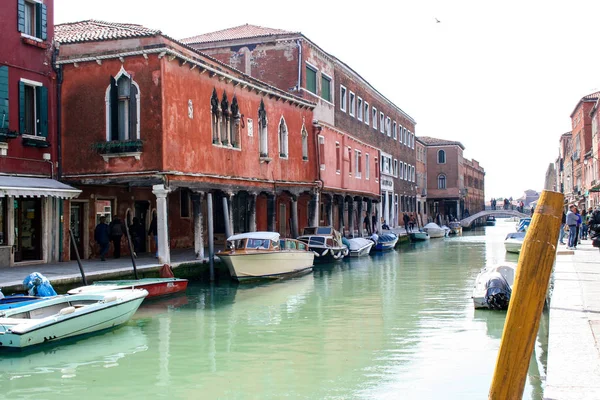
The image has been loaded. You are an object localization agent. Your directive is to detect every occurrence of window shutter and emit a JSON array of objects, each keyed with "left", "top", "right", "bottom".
[
  {"left": 17, "top": 0, "right": 25, "bottom": 33},
  {"left": 109, "top": 76, "right": 118, "bottom": 140},
  {"left": 37, "top": 86, "right": 48, "bottom": 137},
  {"left": 39, "top": 3, "right": 47, "bottom": 40},
  {"left": 0, "top": 66, "right": 8, "bottom": 129},
  {"left": 129, "top": 80, "right": 137, "bottom": 140},
  {"left": 19, "top": 81, "right": 25, "bottom": 134}
]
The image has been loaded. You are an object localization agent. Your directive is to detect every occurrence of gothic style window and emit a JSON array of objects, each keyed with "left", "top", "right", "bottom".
[
  {"left": 106, "top": 68, "right": 139, "bottom": 142},
  {"left": 438, "top": 149, "right": 446, "bottom": 164},
  {"left": 220, "top": 91, "right": 230, "bottom": 146},
  {"left": 258, "top": 99, "right": 268, "bottom": 157},
  {"left": 278, "top": 117, "right": 288, "bottom": 158},
  {"left": 301, "top": 123, "right": 308, "bottom": 161},
  {"left": 211, "top": 88, "right": 220, "bottom": 144},
  {"left": 230, "top": 95, "right": 240, "bottom": 148},
  {"left": 438, "top": 174, "right": 447, "bottom": 189}
]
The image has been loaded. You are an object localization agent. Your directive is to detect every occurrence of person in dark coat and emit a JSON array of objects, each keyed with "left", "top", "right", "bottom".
[
  {"left": 109, "top": 215, "right": 124, "bottom": 258},
  {"left": 371, "top": 212, "right": 377, "bottom": 234},
  {"left": 363, "top": 212, "right": 371, "bottom": 236},
  {"left": 403, "top": 213, "right": 410, "bottom": 232},
  {"left": 148, "top": 214, "right": 158, "bottom": 258},
  {"left": 94, "top": 216, "right": 110, "bottom": 261},
  {"left": 129, "top": 217, "right": 145, "bottom": 255}
]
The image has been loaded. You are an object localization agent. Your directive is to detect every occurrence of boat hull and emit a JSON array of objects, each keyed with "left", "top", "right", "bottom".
[
  {"left": 0, "top": 291, "right": 147, "bottom": 348},
  {"left": 409, "top": 232, "right": 430, "bottom": 241},
  {"left": 310, "top": 246, "right": 348, "bottom": 262},
  {"left": 472, "top": 264, "right": 516, "bottom": 309},
  {"left": 504, "top": 239, "right": 523, "bottom": 254},
  {"left": 218, "top": 251, "right": 314, "bottom": 281},
  {"left": 348, "top": 243, "right": 374, "bottom": 257},
  {"left": 425, "top": 229, "right": 446, "bottom": 238},
  {"left": 373, "top": 240, "right": 398, "bottom": 252},
  {"left": 69, "top": 278, "right": 188, "bottom": 298}
]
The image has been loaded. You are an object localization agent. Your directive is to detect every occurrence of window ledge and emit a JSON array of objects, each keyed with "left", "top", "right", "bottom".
[
  {"left": 101, "top": 152, "right": 142, "bottom": 162},
  {"left": 21, "top": 34, "right": 48, "bottom": 49},
  {"left": 260, "top": 156, "right": 273, "bottom": 164},
  {"left": 22, "top": 135, "right": 49, "bottom": 148},
  {"left": 213, "top": 143, "right": 242, "bottom": 151}
]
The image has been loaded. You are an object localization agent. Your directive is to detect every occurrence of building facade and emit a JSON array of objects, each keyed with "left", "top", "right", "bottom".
[
  {"left": 56, "top": 20, "right": 318, "bottom": 263},
  {"left": 0, "top": 0, "right": 80, "bottom": 267},
  {"left": 182, "top": 24, "right": 417, "bottom": 233},
  {"left": 415, "top": 138, "right": 427, "bottom": 225}
]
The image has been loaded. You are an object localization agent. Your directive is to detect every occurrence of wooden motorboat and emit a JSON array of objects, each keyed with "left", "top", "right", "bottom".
[
  {"left": 68, "top": 278, "right": 188, "bottom": 298},
  {"left": 409, "top": 230, "right": 430, "bottom": 241},
  {"left": 422, "top": 223, "right": 447, "bottom": 238},
  {"left": 346, "top": 238, "right": 374, "bottom": 257},
  {"left": 0, "top": 289, "right": 148, "bottom": 349},
  {"left": 217, "top": 232, "right": 314, "bottom": 281},
  {"left": 504, "top": 231, "right": 526, "bottom": 254},
  {"left": 472, "top": 263, "right": 515, "bottom": 310},
  {"left": 486, "top": 216, "right": 496, "bottom": 226},
  {"left": 297, "top": 226, "right": 348, "bottom": 262},
  {"left": 371, "top": 233, "right": 398, "bottom": 252},
  {"left": 448, "top": 222, "right": 462, "bottom": 235}
]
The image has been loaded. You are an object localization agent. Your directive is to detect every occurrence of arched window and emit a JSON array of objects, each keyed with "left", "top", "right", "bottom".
[
  {"left": 278, "top": 117, "right": 288, "bottom": 158},
  {"left": 438, "top": 174, "right": 447, "bottom": 189},
  {"left": 258, "top": 99, "right": 268, "bottom": 157},
  {"left": 106, "top": 66, "right": 140, "bottom": 141},
  {"left": 438, "top": 149, "right": 446, "bottom": 164},
  {"left": 301, "top": 123, "right": 308, "bottom": 161},
  {"left": 210, "top": 88, "right": 220, "bottom": 144},
  {"left": 230, "top": 95, "right": 240, "bottom": 148}
]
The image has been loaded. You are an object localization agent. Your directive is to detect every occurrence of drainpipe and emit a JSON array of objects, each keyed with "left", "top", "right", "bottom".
[
  {"left": 296, "top": 39, "right": 302, "bottom": 92},
  {"left": 52, "top": 46, "right": 64, "bottom": 261}
]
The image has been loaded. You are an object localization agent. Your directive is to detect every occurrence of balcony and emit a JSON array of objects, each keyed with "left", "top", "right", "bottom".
[{"left": 92, "top": 140, "right": 143, "bottom": 162}]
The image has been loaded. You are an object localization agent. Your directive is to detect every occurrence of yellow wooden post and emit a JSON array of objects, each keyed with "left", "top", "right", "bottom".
[{"left": 489, "top": 190, "right": 564, "bottom": 400}]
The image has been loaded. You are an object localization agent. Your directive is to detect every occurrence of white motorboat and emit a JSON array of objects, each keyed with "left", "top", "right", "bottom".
[
  {"left": 472, "top": 263, "right": 516, "bottom": 310},
  {"left": 448, "top": 222, "right": 463, "bottom": 236},
  {"left": 422, "top": 222, "right": 448, "bottom": 238},
  {"left": 217, "top": 232, "right": 314, "bottom": 281},
  {"left": 346, "top": 238, "right": 374, "bottom": 257},
  {"left": 0, "top": 289, "right": 147, "bottom": 349},
  {"left": 409, "top": 230, "right": 430, "bottom": 241},
  {"left": 504, "top": 231, "right": 526, "bottom": 253},
  {"left": 297, "top": 226, "right": 348, "bottom": 262}
]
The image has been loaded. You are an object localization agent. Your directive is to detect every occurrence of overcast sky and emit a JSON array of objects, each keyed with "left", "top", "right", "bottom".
[{"left": 55, "top": 0, "right": 600, "bottom": 200}]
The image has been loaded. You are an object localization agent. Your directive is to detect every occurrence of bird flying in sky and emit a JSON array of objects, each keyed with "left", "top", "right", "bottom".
[{"left": 435, "top": 18, "right": 441, "bottom": 23}]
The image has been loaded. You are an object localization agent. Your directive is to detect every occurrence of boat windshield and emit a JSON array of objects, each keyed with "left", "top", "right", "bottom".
[
  {"left": 308, "top": 237, "right": 326, "bottom": 246},
  {"left": 246, "top": 239, "right": 272, "bottom": 249}
]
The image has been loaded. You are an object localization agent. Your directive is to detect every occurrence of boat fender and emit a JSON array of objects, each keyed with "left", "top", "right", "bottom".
[
  {"left": 313, "top": 251, "right": 320, "bottom": 257},
  {"left": 59, "top": 306, "right": 76, "bottom": 315},
  {"left": 321, "top": 248, "right": 329, "bottom": 256},
  {"left": 343, "top": 248, "right": 349, "bottom": 256},
  {"left": 332, "top": 251, "right": 342, "bottom": 259},
  {"left": 103, "top": 295, "right": 118, "bottom": 303}
]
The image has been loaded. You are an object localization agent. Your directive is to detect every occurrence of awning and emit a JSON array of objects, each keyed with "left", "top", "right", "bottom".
[{"left": 0, "top": 176, "right": 81, "bottom": 199}]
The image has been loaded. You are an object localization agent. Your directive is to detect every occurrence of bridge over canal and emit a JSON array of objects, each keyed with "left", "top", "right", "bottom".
[{"left": 460, "top": 209, "right": 529, "bottom": 228}]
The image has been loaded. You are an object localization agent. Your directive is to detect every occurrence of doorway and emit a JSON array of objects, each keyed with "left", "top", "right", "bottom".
[
  {"left": 134, "top": 201, "right": 150, "bottom": 252},
  {"left": 70, "top": 203, "right": 84, "bottom": 258},
  {"left": 14, "top": 198, "right": 42, "bottom": 262}
]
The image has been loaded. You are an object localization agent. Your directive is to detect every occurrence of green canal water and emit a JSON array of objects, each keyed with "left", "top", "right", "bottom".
[{"left": 0, "top": 219, "right": 547, "bottom": 399}]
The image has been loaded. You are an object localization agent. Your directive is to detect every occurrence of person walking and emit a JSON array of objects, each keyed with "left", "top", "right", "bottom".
[
  {"left": 566, "top": 204, "right": 578, "bottom": 250},
  {"left": 129, "top": 217, "right": 145, "bottom": 255},
  {"left": 94, "top": 216, "right": 110, "bottom": 261},
  {"left": 363, "top": 211, "right": 371, "bottom": 236},
  {"left": 371, "top": 212, "right": 377, "bottom": 234},
  {"left": 108, "top": 215, "right": 124, "bottom": 259},
  {"left": 148, "top": 214, "right": 158, "bottom": 258},
  {"left": 403, "top": 212, "right": 410, "bottom": 233},
  {"left": 575, "top": 207, "right": 582, "bottom": 247},
  {"left": 559, "top": 210, "right": 566, "bottom": 245},
  {"left": 581, "top": 208, "right": 589, "bottom": 240}
]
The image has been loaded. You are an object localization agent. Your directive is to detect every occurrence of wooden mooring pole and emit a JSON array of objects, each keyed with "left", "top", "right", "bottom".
[{"left": 489, "top": 190, "right": 563, "bottom": 399}]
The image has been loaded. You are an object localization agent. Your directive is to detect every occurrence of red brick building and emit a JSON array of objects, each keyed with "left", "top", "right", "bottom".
[
  {"left": 56, "top": 20, "right": 317, "bottom": 263},
  {"left": 0, "top": 0, "right": 80, "bottom": 267},
  {"left": 182, "top": 24, "right": 417, "bottom": 233},
  {"left": 419, "top": 136, "right": 485, "bottom": 223},
  {"left": 415, "top": 138, "right": 427, "bottom": 225}
]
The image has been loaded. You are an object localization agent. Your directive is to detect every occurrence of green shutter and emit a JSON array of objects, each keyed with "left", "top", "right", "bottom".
[
  {"left": 0, "top": 67, "right": 8, "bottom": 129},
  {"left": 17, "top": 0, "right": 25, "bottom": 33},
  {"left": 39, "top": 3, "right": 47, "bottom": 40},
  {"left": 305, "top": 66, "right": 316, "bottom": 94},
  {"left": 321, "top": 76, "right": 331, "bottom": 102},
  {"left": 37, "top": 86, "right": 48, "bottom": 137},
  {"left": 19, "top": 81, "right": 25, "bottom": 134}
]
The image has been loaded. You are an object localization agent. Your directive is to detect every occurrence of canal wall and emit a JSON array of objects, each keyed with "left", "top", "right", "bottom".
[{"left": 544, "top": 242, "right": 600, "bottom": 399}]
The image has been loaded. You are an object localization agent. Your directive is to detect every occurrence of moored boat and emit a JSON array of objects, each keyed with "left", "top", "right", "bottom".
[
  {"left": 504, "top": 231, "right": 526, "bottom": 254},
  {"left": 486, "top": 216, "right": 496, "bottom": 226},
  {"left": 217, "top": 232, "right": 314, "bottom": 281},
  {"left": 297, "top": 226, "right": 348, "bottom": 262},
  {"left": 422, "top": 222, "right": 447, "bottom": 238},
  {"left": 0, "top": 289, "right": 148, "bottom": 349},
  {"left": 472, "top": 263, "right": 515, "bottom": 310},
  {"left": 346, "top": 238, "right": 374, "bottom": 257},
  {"left": 409, "top": 230, "right": 430, "bottom": 241},
  {"left": 68, "top": 278, "right": 188, "bottom": 298},
  {"left": 0, "top": 295, "right": 45, "bottom": 311},
  {"left": 448, "top": 221, "right": 462, "bottom": 235},
  {"left": 516, "top": 218, "right": 531, "bottom": 232},
  {"left": 371, "top": 233, "right": 398, "bottom": 252}
]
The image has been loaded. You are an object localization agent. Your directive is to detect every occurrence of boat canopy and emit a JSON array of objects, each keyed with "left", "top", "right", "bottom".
[
  {"left": 227, "top": 232, "right": 280, "bottom": 242},
  {"left": 423, "top": 223, "right": 442, "bottom": 230},
  {"left": 301, "top": 226, "right": 334, "bottom": 235}
]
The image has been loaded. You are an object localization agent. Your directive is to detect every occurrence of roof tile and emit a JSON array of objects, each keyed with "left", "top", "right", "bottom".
[
  {"left": 418, "top": 136, "right": 465, "bottom": 149},
  {"left": 181, "top": 24, "right": 296, "bottom": 45},
  {"left": 55, "top": 20, "right": 161, "bottom": 44}
]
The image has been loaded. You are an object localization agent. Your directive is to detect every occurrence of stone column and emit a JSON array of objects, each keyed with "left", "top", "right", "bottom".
[
  {"left": 312, "top": 191, "right": 320, "bottom": 227},
  {"left": 152, "top": 184, "right": 171, "bottom": 264},
  {"left": 249, "top": 192, "right": 257, "bottom": 232},
  {"left": 338, "top": 196, "right": 345, "bottom": 233},
  {"left": 326, "top": 196, "right": 333, "bottom": 227},
  {"left": 267, "top": 193, "right": 276, "bottom": 232},
  {"left": 366, "top": 199, "right": 373, "bottom": 234},
  {"left": 291, "top": 196, "right": 299, "bottom": 238},
  {"left": 192, "top": 192, "right": 204, "bottom": 260},
  {"left": 207, "top": 192, "right": 215, "bottom": 281},
  {"left": 222, "top": 192, "right": 233, "bottom": 239},
  {"left": 308, "top": 191, "right": 320, "bottom": 228},
  {"left": 348, "top": 198, "right": 355, "bottom": 238},
  {"left": 357, "top": 197, "right": 364, "bottom": 237}
]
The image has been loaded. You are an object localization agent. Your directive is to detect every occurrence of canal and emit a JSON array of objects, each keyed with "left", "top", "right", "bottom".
[{"left": 0, "top": 218, "right": 547, "bottom": 399}]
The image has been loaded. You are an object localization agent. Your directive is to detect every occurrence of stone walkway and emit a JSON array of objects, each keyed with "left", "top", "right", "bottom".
[{"left": 544, "top": 240, "right": 600, "bottom": 399}]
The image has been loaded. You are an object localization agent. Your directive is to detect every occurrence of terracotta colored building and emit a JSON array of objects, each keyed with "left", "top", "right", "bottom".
[
  {"left": 419, "top": 136, "right": 485, "bottom": 223},
  {"left": 55, "top": 20, "right": 317, "bottom": 263},
  {"left": 0, "top": 0, "right": 80, "bottom": 267},
  {"left": 556, "top": 132, "right": 572, "bottom": 203},
  {"left": 415, "top": 138, "right": 427, "bottom": 225},
  {"left": 182, "top": 24, "right": 417, "bottom": 233}
]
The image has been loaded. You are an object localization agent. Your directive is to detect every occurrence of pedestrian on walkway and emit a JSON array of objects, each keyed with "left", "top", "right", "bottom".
[
  {"left": 94, "top": 216, "right": 110, "bottom": 261},
  {"left": 109, "top": 215, "right": 124, "bottom": 258},
  {"left": 581, "top": 208, "right": 589, "bottom": 240},
  {"left": 559, "top": 210, "right": 566, "bottom": 245},
  {"left": 409, "top": 214, "right": 416, "bottom": 231},
  {"left": 566, "top": 205, "right": 578, "bottom": 250},
  {"left": 148, "top": 214, "right": 158, "bottom": 258},
  {"left": 588, "top": 206, "right": 600, "bottom": 249},
  {"left": 129, "top": 217, "right": 145, "bottom": 255},
  {"left": 371, "top": 212, "right": 377, "bottom": 234},
  {"left": 403, "top": 213, "right": 410, "bottom": 232},
  {"left": 363, "top": 211, "right": 371, "bottom": 236},
  {"left": 575, "top": 207, "right": 582, "bottom": 247}
]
